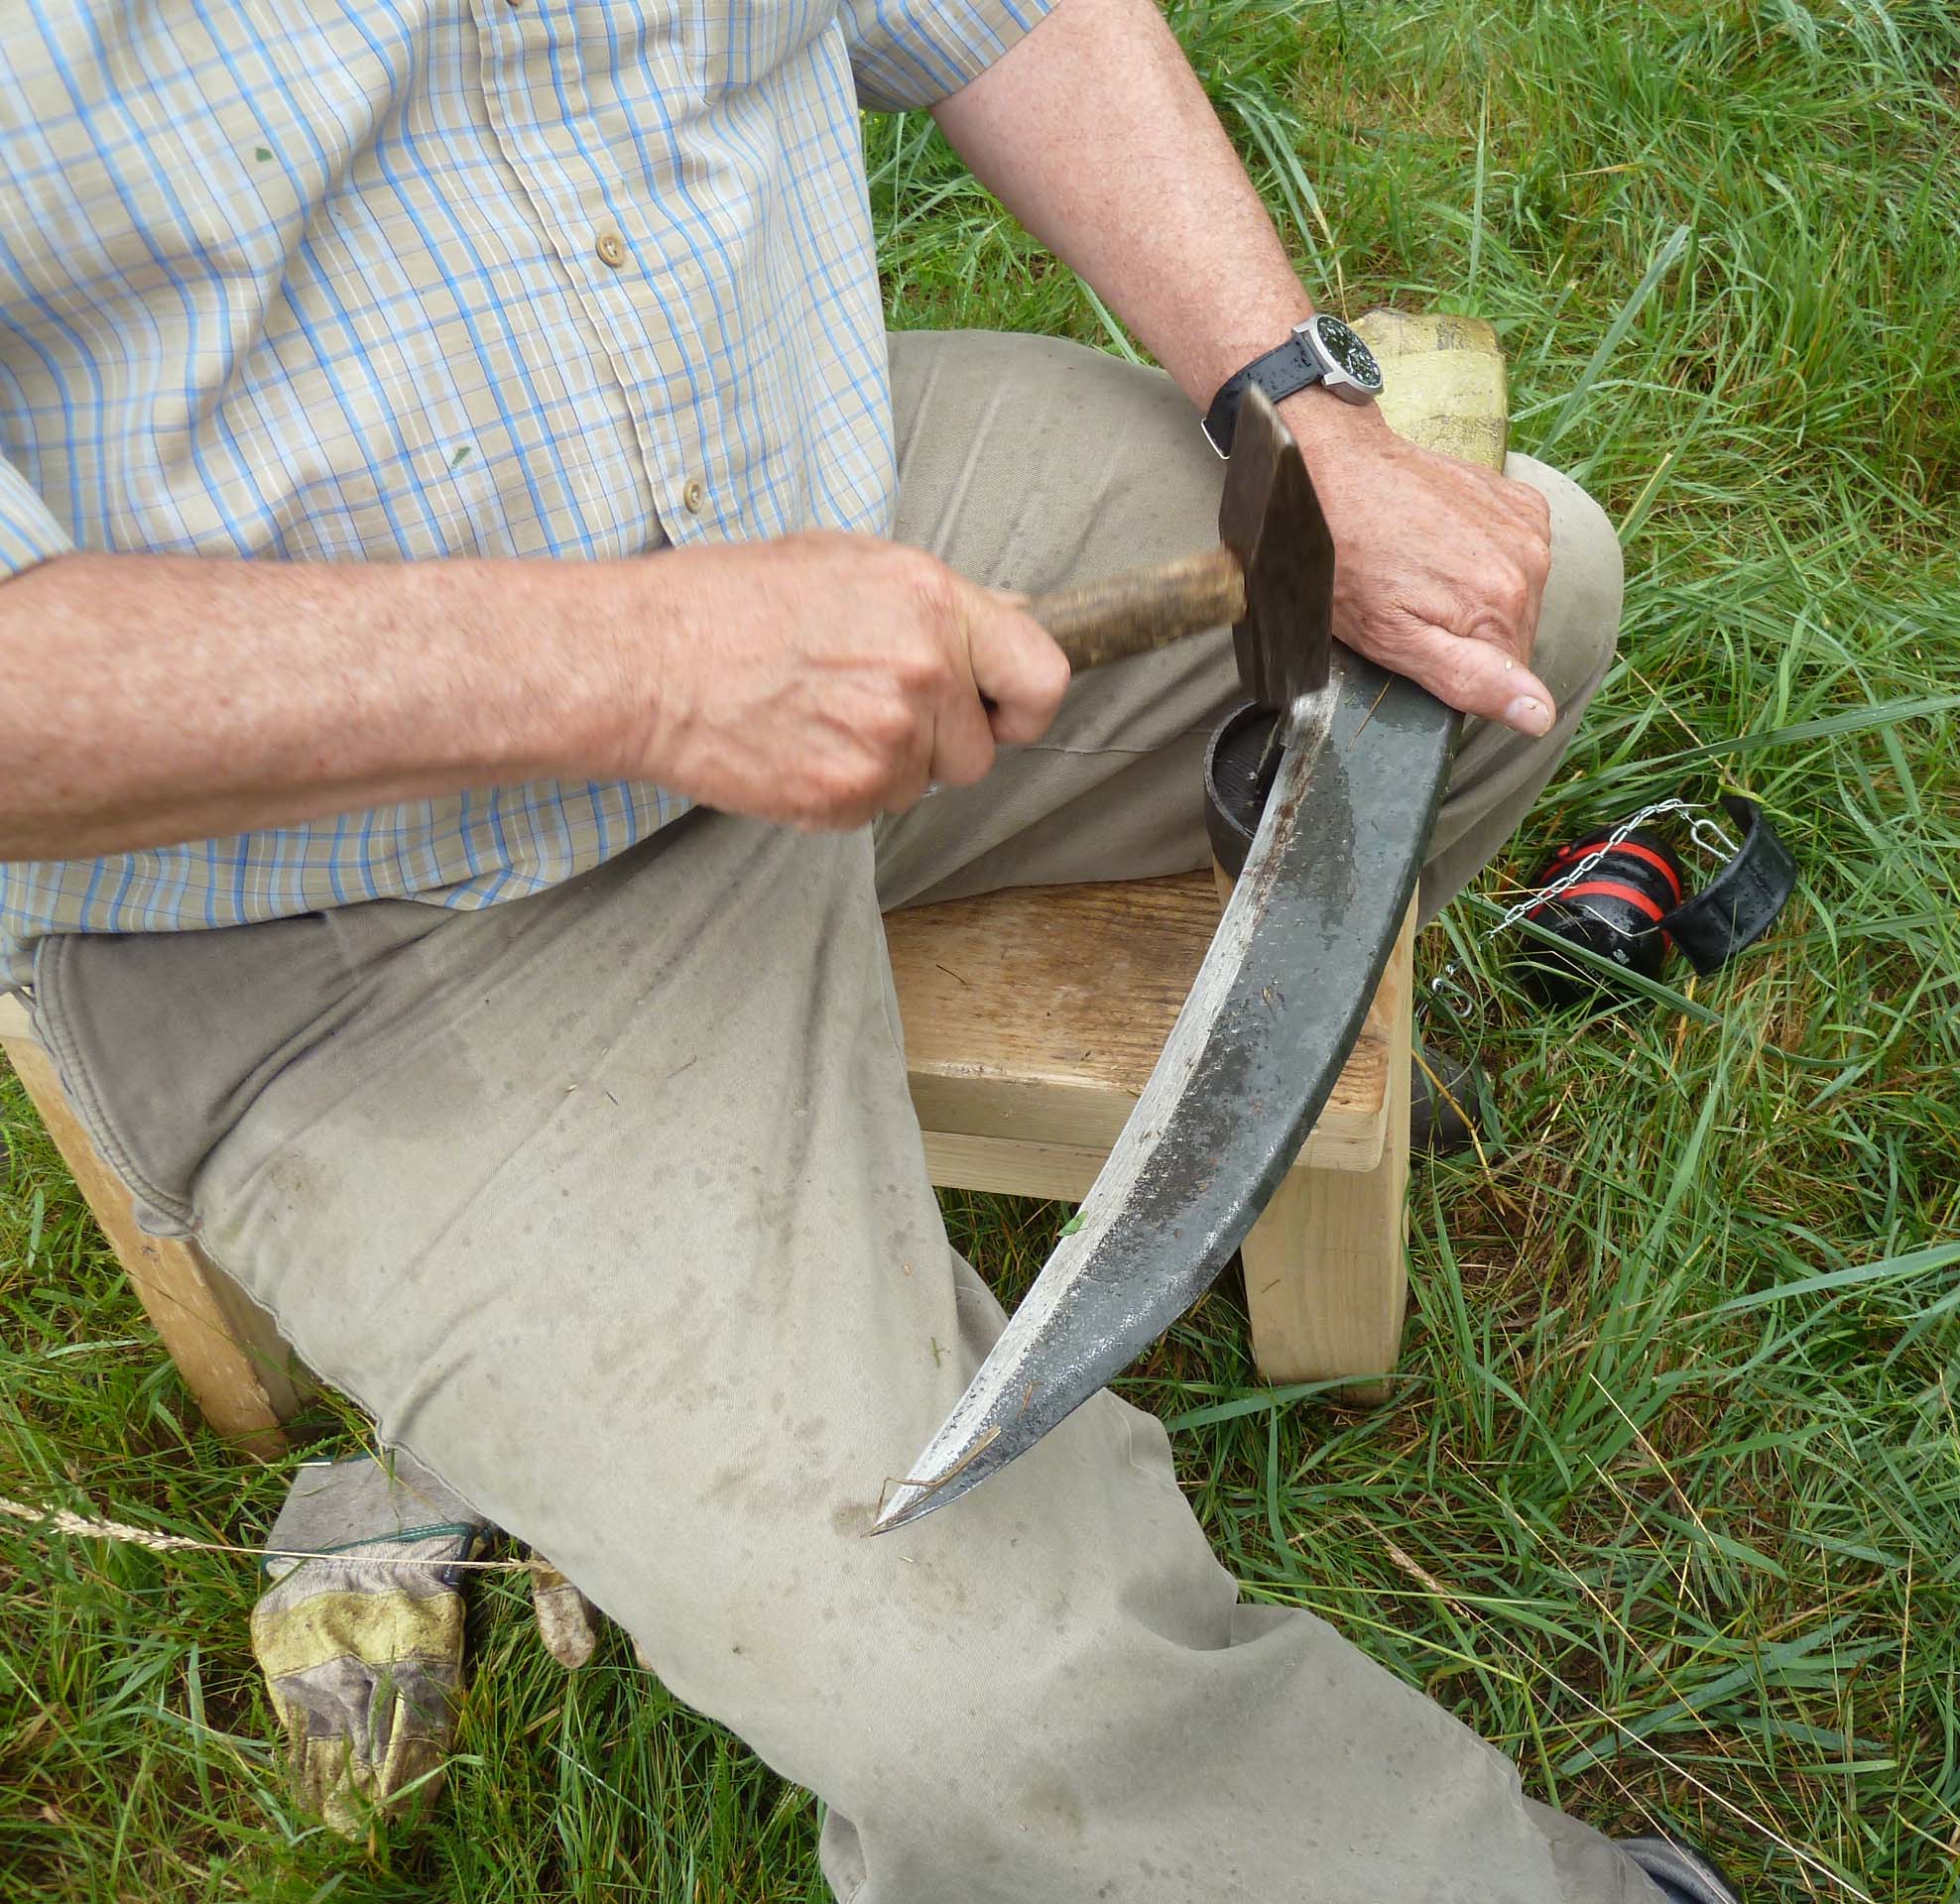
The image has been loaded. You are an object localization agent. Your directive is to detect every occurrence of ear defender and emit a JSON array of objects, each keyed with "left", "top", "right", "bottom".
[{"left": 1516, "top": 828, "right": 1688, "bottom": 1006}]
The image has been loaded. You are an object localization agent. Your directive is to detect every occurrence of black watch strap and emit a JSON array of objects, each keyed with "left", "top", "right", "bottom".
[
  {"left": 1658, "top": 796, "right": 1798, "bottom": 976},
  {"left": 1203, "top": 333, "right": 1324, "bottom": 457}
]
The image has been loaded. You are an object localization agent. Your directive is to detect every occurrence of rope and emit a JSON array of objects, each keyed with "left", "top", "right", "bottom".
[{"left": 0, "top": 1492, "right": 531, "bottom": 1572}]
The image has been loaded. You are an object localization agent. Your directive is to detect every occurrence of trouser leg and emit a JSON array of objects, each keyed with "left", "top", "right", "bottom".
[
  {"left": 33, "top": 818, "right": 1654, "bottom": 1904},
  {"left": 30, "top": 329, "right": 1644, "bottom": 1902},
  {"left": 875, "top": 331, "right": 1623, "bottom": 920}
]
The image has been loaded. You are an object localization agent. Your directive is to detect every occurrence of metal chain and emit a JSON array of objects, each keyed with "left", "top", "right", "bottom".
[
  {"left": 1420, "top": 796, "right": 1737, "bottom": 1038},
  {"left": 1480, "top": 797, "right": 1736, "bottom": 943}
]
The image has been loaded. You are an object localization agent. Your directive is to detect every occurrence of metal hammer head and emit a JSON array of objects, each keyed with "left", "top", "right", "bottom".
[{"left": 1217, "top": 385, "right": 1334, "bottom": 712}]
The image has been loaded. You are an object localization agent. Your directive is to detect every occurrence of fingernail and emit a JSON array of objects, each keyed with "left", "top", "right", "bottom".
[{"left": 1505, "top": 696, "right": 1551, "bottom": 736}]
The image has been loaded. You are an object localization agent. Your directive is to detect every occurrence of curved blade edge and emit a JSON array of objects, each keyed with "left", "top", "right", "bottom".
[{"left": 875, "top": 663, "right": 1454, "bottom": 1533}]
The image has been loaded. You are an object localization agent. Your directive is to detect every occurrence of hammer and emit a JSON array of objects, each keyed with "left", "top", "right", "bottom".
[{"left": 1018, "top": 386, "right": 1332, "bottom": 716}]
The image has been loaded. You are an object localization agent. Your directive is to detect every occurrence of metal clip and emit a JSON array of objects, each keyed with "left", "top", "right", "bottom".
[{"left": 1684, "top": 810, "right": 1738, "bottom": 862}]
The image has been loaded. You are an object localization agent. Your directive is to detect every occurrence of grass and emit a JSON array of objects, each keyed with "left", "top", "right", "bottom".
[{"left": 4, "top": 0, "right": 1958, "bottom": 1896}]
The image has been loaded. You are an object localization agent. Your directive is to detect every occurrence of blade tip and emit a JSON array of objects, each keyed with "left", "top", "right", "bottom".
[{"left": 870, "top": 1484, "right": 936, "bottom": 1536}]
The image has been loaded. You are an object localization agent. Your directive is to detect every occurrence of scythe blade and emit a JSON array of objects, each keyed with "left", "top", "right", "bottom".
[{"left": 875, "top": 658, "right": 1453, "bottom": 1533}]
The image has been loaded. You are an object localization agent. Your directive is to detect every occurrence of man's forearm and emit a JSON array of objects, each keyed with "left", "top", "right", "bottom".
[
  {"left": 0, "top": 533, "right": 1068, "bottom": 861},
  {"left": 931, "top": 0, "right": 1383, "bottom": 454},
  {"left": 933, "top": 0, "right": 1561, "bottom": 736},
  {"left": 0, "top": 552, "right": 625, "bottom": 862}
]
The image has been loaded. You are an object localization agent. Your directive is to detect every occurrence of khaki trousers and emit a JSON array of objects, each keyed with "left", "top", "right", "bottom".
[{"left": 28, "top": 332, "right": 1649, "bottom": 1902}]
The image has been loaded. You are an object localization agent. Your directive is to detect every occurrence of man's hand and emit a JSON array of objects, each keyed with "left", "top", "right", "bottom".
[
  {"left": 931, "top": 0, "right": 1559, "bottom": 740},
  {"left": 1284, "top": 399, "right": 1556, "bottom": 737},
  {"left": 626, "top": 532, "right": 1071, "bottom": 830},
  {"left": 0, "top": 531, "right": 1068, "bottom": 861}
]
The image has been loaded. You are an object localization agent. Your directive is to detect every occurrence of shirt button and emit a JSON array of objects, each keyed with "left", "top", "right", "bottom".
[
  {"left": 681, "top": 478, "right": 706, "bottom": 514},
  {"left": 594, "top": 229, "right": 628, "bottom": 269}
]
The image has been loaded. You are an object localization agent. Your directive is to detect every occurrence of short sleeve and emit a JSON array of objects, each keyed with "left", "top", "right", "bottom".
[
  {"left": 838, "top": 0, "right": 1057, "bottom": 112},
  {"left": 0, "top": 454, "right": 73, "bottom": 580}
]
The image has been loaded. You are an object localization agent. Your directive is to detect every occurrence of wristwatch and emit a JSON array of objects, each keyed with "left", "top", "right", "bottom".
[{"left": 1202, "top": 312, "right": 1385, "bottom": 457}]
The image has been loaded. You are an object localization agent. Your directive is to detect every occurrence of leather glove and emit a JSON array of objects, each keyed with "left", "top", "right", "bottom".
[
  {"left": 527, "top": 1558, "right": 600, "bottom": 1670},
  {"left": 250, "top": 1454, "right": 488, "bottom": 1837}
]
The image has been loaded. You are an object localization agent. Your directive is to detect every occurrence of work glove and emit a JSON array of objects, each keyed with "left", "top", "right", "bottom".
[
  {"left": 527, "top": 1558, "right": 601, "bottom": 1669},
  {"left": 250, "top": 1453, "right": 489, "bottom": 1837}
]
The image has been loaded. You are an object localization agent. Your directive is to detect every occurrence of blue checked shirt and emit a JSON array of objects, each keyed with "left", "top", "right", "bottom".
[{"left": 0, "top": 0, "right": 1047, "bottom": 984}]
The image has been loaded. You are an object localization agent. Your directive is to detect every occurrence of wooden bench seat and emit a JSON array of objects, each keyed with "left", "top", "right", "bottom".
[
  {"left": 889, "top": 875, "right": 1414, "bottom": 1393},
  {"left": 887, "top": 870, "right": 1393, "bottom": 1191},
  {"left": 0, "top": 887, "right": 1410, "bottom": 1453}
]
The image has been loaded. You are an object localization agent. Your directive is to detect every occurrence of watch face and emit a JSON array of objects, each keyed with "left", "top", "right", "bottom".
[{"left": 1314, "top": 314, "right": 1384, "bottom": 392}]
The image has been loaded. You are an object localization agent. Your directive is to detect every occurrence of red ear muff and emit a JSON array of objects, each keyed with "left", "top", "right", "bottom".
[{"left": 1517, "top": 828, "right": 1689, "bottom": 1007}]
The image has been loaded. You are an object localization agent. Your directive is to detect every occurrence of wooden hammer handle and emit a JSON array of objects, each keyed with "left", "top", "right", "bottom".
[{"left": 1024, "top": 543, "right": 1245, "bottom": 672}]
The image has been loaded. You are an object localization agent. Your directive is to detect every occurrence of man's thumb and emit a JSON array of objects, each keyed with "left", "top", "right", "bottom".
[{"left": 1424, "top": 628, "right": 1556, "bottom": 737}]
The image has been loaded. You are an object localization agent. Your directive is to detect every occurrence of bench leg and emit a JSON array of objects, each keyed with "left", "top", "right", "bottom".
[
  {"left": 2, "top": 1027, "right": 300, "bottom": 1456},
  {"left": 1241, "top": 905, "right": 1413, "bottom": 1394}
]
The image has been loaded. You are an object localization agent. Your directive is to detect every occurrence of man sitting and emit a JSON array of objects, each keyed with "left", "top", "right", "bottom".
[{"left": 0, "top": 0, "right": 1731, "bottom": 1895}]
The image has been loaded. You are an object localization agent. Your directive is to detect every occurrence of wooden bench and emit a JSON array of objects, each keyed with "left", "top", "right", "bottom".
[
  {"left": 0, "top": 307, "right": 1507, "bottom": 1455},
  {"left": 887, "top": 875, "right": 1414, "bottom": 1381},
  {"left": 0, "top": 904, "right": 1410, "bottom": 1456}
]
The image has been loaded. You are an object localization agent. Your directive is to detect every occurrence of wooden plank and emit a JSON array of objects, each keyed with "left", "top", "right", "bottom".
[
  {"left": 887, "top": 871, "right": 1389, "bottom": 1171},
  {"left": 1241, "top": 902, "right": 1414, "bottom": 1391},
  {"left": 1, "top": 1019, "right": 297, "bottom": 1454},
  {"left": 921, "top": 1130, "right": 1106, "bottom": 1202}
]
